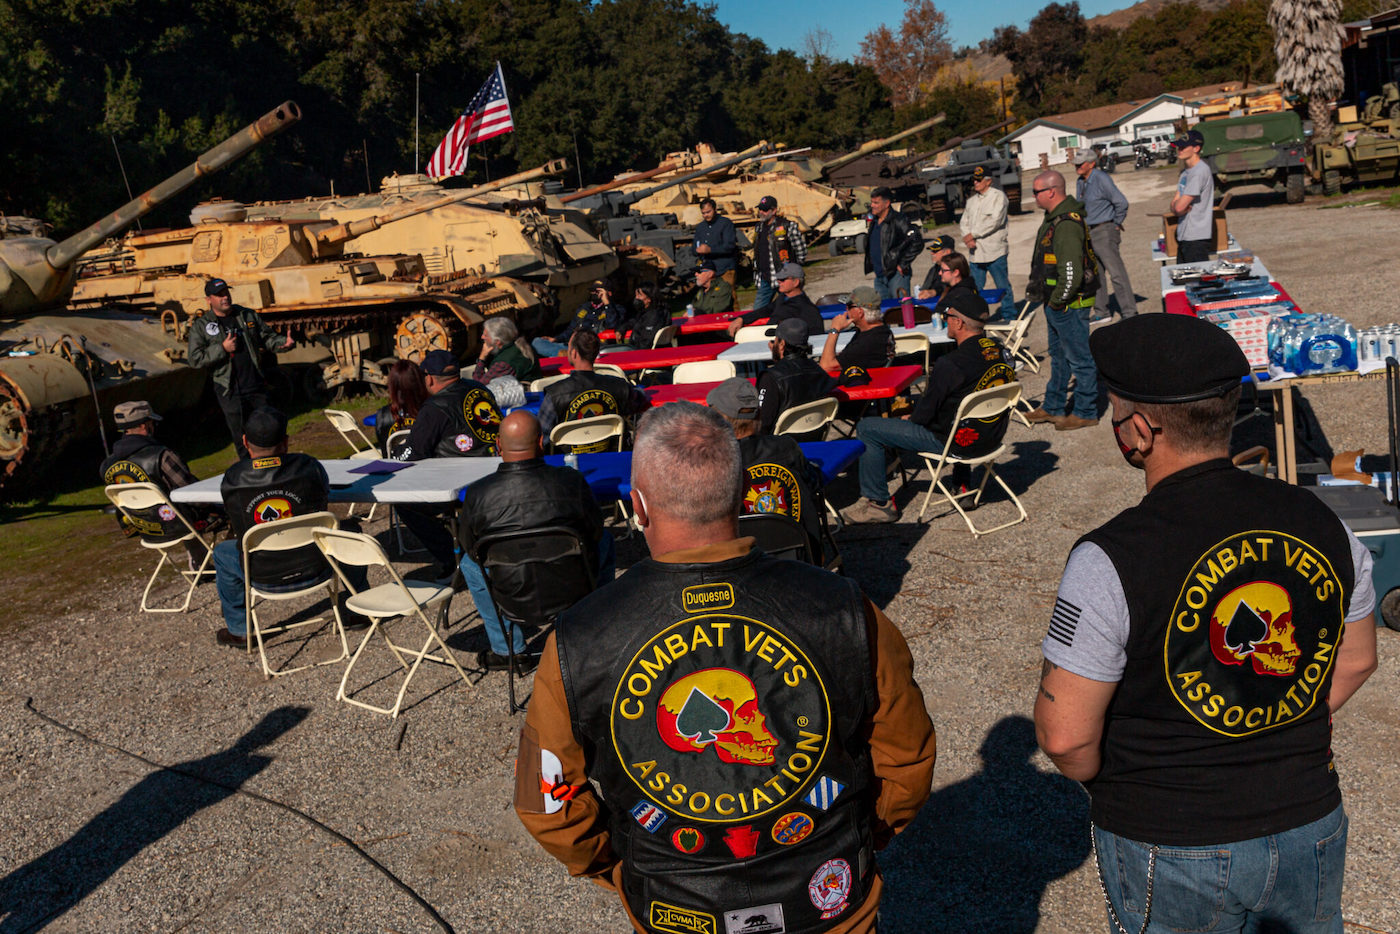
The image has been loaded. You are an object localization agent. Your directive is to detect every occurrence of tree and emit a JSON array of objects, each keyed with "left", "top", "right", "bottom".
[
  {"left": 992, "top": 3, "right": 1088, "bottom": 117},
  {"left": 1269, "top": 0, "right": 1343, "bottom": 143},
  {"left": 857, "top": 0, "right": 953, "bottom": 108}
]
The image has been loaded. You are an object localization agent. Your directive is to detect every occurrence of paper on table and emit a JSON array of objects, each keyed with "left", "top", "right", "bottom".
[{"left": 347, "top": 459, "right": 411, "bottom": 475}]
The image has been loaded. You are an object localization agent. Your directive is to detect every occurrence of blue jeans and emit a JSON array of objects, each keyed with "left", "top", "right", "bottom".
[
  {"left": 855, "top": 416, "right": 945, "bottom": 503},
  {"left": 532, "top": 337, "right": 568, "bottom": 357},
  {"left": 213, "top": 539, "right": 366, "bottom": 637},
  {"left": 874, "top": 271, "right": 912, "bottom": 302},
  {"left": 753, "top": 277, "right": 777, "bottom": 313},
  {"left": 460, "top": 531, "right": 617, "bottom": 655},
  {"left": 1094, "top": 806, "right": 1348, "bottom": 934},
  {"left": 969, "top": 253, "right": 1017, "bottom": 319},
  {"left": 1043, "top": 304, "right": 1099, "bottom": 420}
]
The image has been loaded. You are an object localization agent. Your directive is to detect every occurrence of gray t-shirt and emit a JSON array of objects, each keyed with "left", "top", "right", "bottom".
[
  {"left": 1176, "top": 160, "right": 1215, "bottom": 242},
  {"left": 1043, "top": 532, "right": 1375, "bottom": 683}
]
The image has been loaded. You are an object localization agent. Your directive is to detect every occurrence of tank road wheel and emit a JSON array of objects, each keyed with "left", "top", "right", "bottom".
[
  {"left": 1286, "top": 172, "right": 1305, "bottom": 204},
  {"left": 301, "top": 365, "right": 343, "bottom": 406},
  {"left": 394, "top": 311, "right": 461, "bottom": 364},
  {"left": 1323, "top": 169, "right": 1341, "bottom": 196},
  {"left": 0, "top": 378, "right": 32, "bottom": 484},
  {"left": 1381, "top": 589, "right": 1400, "bottom": 632}
]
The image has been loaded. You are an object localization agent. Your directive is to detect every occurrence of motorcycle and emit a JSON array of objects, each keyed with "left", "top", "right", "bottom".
[{"left": 1134, "top": 145, "right": 1157, "bottom": 170}]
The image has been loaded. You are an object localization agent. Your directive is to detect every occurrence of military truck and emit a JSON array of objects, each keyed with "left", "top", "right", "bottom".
[
  {"left": 920, "top": 140, "right": 1022, "bottom": 223},
  {"left": 1195, "top": 111, "right": 1307, "bottom": 204},
  {"left": 1311, "top": 84, "right": 1400, "bottom": 196}
]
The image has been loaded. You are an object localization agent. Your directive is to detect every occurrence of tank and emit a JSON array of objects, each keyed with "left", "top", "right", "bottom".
[
  {"left": 0, "top": 101, "right": 301, "bottom": 487},
  {"left": 69, "top": 161, "right": 571, "bottom": 401},
  {"left": 921, "top": 137, "right": 1024, "bottom": 223}
]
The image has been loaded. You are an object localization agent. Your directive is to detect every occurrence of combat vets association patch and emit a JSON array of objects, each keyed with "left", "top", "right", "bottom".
[
  {"left": 611, "top": 614, "right": 831, "bottom": 826},
  {"left": 630, "top": 800, "right": 668, "bottom": 833},
  {"left": 724, "top": 903, "right": 785, "bottom": 934},
  {"left": 1166, "top": 531, "right": 1344, "bottom": 737},
  {"left": 807, "top": 858, "right": 851, "bottom": 920},
  {"left": 460, "top": 386, "right": 501, "bottom": 443},
  {"left": 770, "top": 812, "right": 814, "bottom": 846},
  {"left": 649, "top": 901, "right": 716, "bottom": 934},
  {"left": 565, "top": 387, "right": 619, "bottom": 421},
  {"left": 671, "top": 826, "right": 706, "bottom": 854}
]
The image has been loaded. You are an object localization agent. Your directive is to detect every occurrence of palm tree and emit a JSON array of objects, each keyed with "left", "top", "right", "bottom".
[{"left": 1269, "top": 0, "right": 1344, "bottom": 145}]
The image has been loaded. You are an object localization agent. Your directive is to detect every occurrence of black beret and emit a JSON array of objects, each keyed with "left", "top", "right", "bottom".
[{"left": 1090, "top": 314, "right": 1249, "bottom": 404}]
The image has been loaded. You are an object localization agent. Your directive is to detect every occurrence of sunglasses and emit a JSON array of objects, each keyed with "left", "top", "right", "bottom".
[{"left": 1032, "top": 186, "right": 1055, "bottom": 195}]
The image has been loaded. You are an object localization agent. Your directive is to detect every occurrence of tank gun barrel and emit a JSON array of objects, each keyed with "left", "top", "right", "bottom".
[
  {"left": 892, "top": 118, "right": 1015, "bottom": 172},
  {"left": 47, "top": 101, "right": 302, "bottom": 270},
  {"left": 559, "top": 160, "right": 685, "bottom": 204},
  {"left": 618, "top": 142, "right": 771, "bottom": 207},
  {"left": 821, "top": 114, "right": 947, "bottom": 175},
  {"left": 313, "top": 159, "right": 569, "bottom": 249}
]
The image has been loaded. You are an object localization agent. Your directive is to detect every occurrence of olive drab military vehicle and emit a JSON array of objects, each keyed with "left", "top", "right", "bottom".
[
  {"left": 1312, "top": 85, "right": 1400, "bottom": 196},
  {"left": 1195, "top": 111, "right": 1307, "bottom": 204},
  {"left": 0, "top": 101, "right": 301, "bottom": 488},
  {"left": 921, "top": 139, "right": 1023, "bottom": 223},
  {"left": 70, "top": 161, "right": 570, "bottom": 401}
]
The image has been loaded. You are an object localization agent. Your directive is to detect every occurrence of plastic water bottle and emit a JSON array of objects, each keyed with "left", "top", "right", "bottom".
[
  {"left": 685, "top": 303, "right": 695, "bottom": 319},
  {"left": 564, "top": 452, "right": 579, "bottom": 470}
]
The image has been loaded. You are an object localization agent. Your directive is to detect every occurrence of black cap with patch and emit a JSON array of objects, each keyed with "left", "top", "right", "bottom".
[
  {"left": 243, "top": 406, "right": 288, "bottom": 448},
  {"left": 1090, "top": 314, "right": 1249, "bottom": 404}
]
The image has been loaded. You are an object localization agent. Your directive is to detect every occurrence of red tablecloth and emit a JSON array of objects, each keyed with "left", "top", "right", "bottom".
[
  {"left": 833, "top": 365, "right": 923, "bottom": 401},
  {"left": 539, "top": 343, "right": 737, "bottom": 375},
  {"left": 643, "top": 378, "right": 756, "bottom": 406}
]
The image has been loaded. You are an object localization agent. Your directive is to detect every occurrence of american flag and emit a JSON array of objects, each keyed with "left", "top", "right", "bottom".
[{"left": 425, "top": 62, "right": 515, "bottom": 180}]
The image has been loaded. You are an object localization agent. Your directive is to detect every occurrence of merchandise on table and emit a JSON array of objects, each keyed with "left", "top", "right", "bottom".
[
  {"left": 1357, "top": 326, "right": 1400, "bottom": 366},
  {"left": 1200, "top": 306, "right": 1270, "bottom": 368},
  {"left": 1267, "top": 314, "right": 1358, "bottom": 375}
]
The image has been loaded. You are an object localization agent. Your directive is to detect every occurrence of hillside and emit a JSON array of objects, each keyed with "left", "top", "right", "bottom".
[{"left": 1086, "top": 0, "right": 1230, "bottom": 30}]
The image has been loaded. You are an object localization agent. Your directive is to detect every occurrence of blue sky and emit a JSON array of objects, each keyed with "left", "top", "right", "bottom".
[{"left": 706, "top": 0, "right": 1126, "bottom": 58}]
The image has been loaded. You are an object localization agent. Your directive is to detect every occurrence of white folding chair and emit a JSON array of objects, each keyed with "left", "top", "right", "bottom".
[
  {"left": 104, "top": 483, "right": 215, "bottom": 613},
  {"left": 914, "top": 383, "right": 1028, "bottom": 537},
  {"left": 313, "top": 528, "right": 471, "bottom": 719},
  {"left": 650, "top": 324, "right": 680, "bottom": 348},
  {"left": 594, "top": 363, "right": 630, "bottom": 381},
  {"left": 987, "top": 305, "right": 1040, "bottom": 374},
  {"left": 892, "top": 332, "right": 931, "bottom": 373},
  {"left": 242, "top": 511, "right": 349, "bottom": 679},
  {"left": 324, "top": 409, "right": 377, "bottom": 458},
  {"left": 550, "top": 414, "right": 625, "bottom": 453},
  {"left": 672, "top": 359, "right": 737, "bottom": 384},
  {"left": 530, "top": 374, "right": 569, "bottom": 392},
  {"left": 734, "top": 324, "right": 776, "bottom": 343},
  {"left": 775, "top": 397, "right": 839, "bottom": 437}
]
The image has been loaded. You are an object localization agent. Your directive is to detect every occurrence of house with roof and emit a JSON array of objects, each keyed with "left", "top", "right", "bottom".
[{"left": 1000, "top": 83, "right": 1246, "bottom": 168}]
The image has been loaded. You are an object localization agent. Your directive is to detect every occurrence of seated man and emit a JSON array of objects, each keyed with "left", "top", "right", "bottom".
[
  {"left": 212, "top": 407, "right": 366, "bottom": 648},
  {"left": 689, "top": 259, "right": 734, "bottom": 315},
  {"left": 531, "top": 280, "right": 625, "bottom": 357},
  {"left": 708, "top": 377, "right": 824, "bottom": 561},
  {"left": 756, "top": 317, "right": 836, "bottom": 435},
  {"left": 396, "top": 348, "right": 503, "bottom": 577},
  {"left": 725, "top": 262, "right": 824, "bottom": 337},
  {"left": 819, "top": 284, "right": 895, "bottom": 374},
  {"left": 457, "top": 412, "right": 615, "bottom": 672},
  {"left": 537, "top": 330, "right": 651, "bottom": 445},
  {"left": 844, "top": 300, "right": 1015, "bottom": 523},
  {"left": 100, "top": 400, "right": 219, "bottom": 564}
]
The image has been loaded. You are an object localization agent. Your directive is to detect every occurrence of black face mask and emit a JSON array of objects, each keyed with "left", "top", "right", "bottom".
[{"left": 1111, "top": 412, "right": 1161, "bottom": 467}]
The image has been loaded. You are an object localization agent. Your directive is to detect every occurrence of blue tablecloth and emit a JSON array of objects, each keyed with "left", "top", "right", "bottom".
[{"left": 815, "top": 290, "right": 1004, "bottom": 319}]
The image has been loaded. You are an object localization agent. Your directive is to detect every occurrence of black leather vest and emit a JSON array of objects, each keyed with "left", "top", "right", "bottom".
[
  {"left": 740, "top": 434, "right": 821, "bottom": 554},
  {"left": 557, "top": 548, "right": 878, "bottom": 933},
  {"left": 759, "top": 357, "right": 832, "bottom": 424},
  {"left": 1027, "top": 206, "right": 1100, "bottom": 307},
  {"left": 545, "top": 371, "right": 632, "bottom": 453},
  {"left": 421, "top": 379, "right": 501, "bottom": 457},
  {"left": 101, "top": 436, "right": 183, "bottom": 541},
  {"left": 1081, "top": 459, "right": 1354, "bottom": 845},
  {"left": 221, "top": 453, "right": 330, "bottom": 584}
]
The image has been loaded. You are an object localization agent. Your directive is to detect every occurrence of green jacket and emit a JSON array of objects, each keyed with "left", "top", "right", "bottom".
[
  {"left": 1028, "top": 195, "right": 1099, "bottom": 310},
  {"left": 187, "top": 306, "right": 288, "bottom": 396},
  {"left": 691, "top": 278, "right": 734, "bottom": 316}
]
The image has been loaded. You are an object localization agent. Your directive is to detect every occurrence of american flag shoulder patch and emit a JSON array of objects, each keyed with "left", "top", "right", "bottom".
[
  {"left": 1047, "top": 598, "right": 1082, "bottom": 647},
  {"left": 803, "top": 775, "right": 845, "bottom": 811}
]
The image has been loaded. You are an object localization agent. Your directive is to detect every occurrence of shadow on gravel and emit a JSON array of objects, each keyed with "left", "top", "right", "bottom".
[
  {"left": 877, "top": 715, "right": 1091, "bottom": 933},
  {"left": 0, "top": 706, "right": 310, "bottom": 933}
]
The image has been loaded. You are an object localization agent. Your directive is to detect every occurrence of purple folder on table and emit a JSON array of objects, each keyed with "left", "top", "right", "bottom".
[{"left": 347, "top": 459, "right": 410, "bottom": 475}]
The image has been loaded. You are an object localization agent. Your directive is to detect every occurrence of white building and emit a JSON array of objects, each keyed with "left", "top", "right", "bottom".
[{"left": 1000, "top": 82, "right": 1246, "bottom": 167}]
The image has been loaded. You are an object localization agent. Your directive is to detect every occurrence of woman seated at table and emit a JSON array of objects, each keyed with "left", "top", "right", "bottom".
[
  {"left": 930, "top": 252, "right": 994, "bottom": 324},
  {"left": 473, "top": 316, "right": 542, "bottom": 385},
  {"left": 620, "top": 282, "right": 672, "bottom": 350},
  {"left": 376, "top": 360, "right": 428, "bottom": 457}
]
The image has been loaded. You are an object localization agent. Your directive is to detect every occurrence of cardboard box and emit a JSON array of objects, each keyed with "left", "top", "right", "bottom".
[{"left": 1162, "top": 208, "right": 1229, "bottom": 257}]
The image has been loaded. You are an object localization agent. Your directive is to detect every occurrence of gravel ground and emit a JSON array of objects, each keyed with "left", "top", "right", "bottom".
[{"left": 2, "top": 166, "right": 1398, "bottom": 933}]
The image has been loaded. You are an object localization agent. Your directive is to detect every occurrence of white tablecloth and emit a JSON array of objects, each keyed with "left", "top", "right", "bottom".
[
  {"left": 1159, "top": 257, "right": 1271, "bottom": 296},
  {"left": 171, "top": 457, "right": 502, "bottom": 505},
  {"left": 717, "top": 322, "right": 953, "bottom": 364}
]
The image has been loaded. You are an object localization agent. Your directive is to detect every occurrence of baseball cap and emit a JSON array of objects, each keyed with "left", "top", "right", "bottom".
[
  {"left": 706, "top": 377, "right": 759, "bottom": 420},
  {"left": 971, "top": 166, "right": 989, "bottom": 180},
  {"left": 1172, "top": 129, "right": 1205, "bottom": 150},
  {"left": 776, "top": 262, "right": 805, "bottom": 281},
  {"left": 243, "top": 407, "right": 288, "bottom": 448},
  {"left": 695, "top": 258, "right": 716, "bottom": 273},
  {"left": 839, "top": 365, "right": 872, "bottom": 387},
  {"left": 774, "top": 317, "right": 810, "bottom": 346},
  {"left": 928, "top": 234, "right": 955, "bottom": 253},
  {"left": 871, "top": 186, "right": 895, "bottom": 200},
  {"left": 113, "top": 400, "right": 162, "bottom": 427},
  {"left": 204, "top": 278, "right": 230, "bottom": 296},
  {"left": 848, "top": 285, "right": 881, "bottom": 310},
  {"left": 1072, "top": 150, "right": 1098, "bottom": 166},
  {"left": 420, "top": 349, "right": 460, "bottom": 376},
  {"left": 942, "top": 291, "right": 992, "bottom": 323},
  {"left": 1091, "top": 314, "right": 1248, "bottom": 404},
  {"left": 757, "top": 195, "right": 778, "bottom": 211}
]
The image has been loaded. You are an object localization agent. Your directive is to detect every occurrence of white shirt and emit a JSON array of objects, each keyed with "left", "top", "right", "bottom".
[{"left": 958, "top": 186, "right": 1009, "bottom": 262}]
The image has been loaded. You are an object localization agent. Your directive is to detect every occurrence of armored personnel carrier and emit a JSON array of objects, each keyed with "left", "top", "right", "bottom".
[
  {"left": 0, "top": 102, "right": 300, "bottom": 487},
  {"left": 1312, "top": 85, "right": 1400, "bottom": 196},
  {"left": 921, "top": 139, "right": 1023, "bottom": 223}
]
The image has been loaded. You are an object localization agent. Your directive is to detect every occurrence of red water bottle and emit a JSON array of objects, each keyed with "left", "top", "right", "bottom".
[{"left": 899, "top": 290, "right": 916, "bottom": 330}]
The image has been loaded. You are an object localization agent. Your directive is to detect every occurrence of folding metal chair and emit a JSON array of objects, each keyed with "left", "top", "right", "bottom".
[
  {"left": 650, "top": 324, "right": 680, "bottom": 348},
  {"left": 913, "top": 383, "right": 1028, "bottom": 537},
  {"left": 987, "top": 305, "right": 1040, "bottom": 374},
  {"left": 473, "top": 526, "right": 598, "bottom": 712},
  {"left": 313, "top": 528, "right": 471, "bottom": 719},
  {"left": 242, "top": 511, "right": 349, "bottom": 678},
  {"left": 775, "top": 397, "right": 839, "bottom": 437},
  {"left": 550, "top": 414, "right": 625, "bottom": 453},
  {"left": 530, "top": 374, "right": 569, "bottom": 392},
  {"left": 672, "top": 360, "right": 737, "bottom": 384},
  {"left": 104, "top": 482, "right": 215, "bottom": 613},
  {"left": 594, "top": 363, "right": 630, "bottom": 381},
  {"left": 734, "top": 324, "right": 776, "bottom": 343},
  {"left": 324, "top": 409, "right": 377, "bottom": 458}
]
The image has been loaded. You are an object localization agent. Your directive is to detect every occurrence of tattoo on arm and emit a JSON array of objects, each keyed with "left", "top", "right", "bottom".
[{"left": 1038, "top": 659, "right": 1058, "bottom": 702}]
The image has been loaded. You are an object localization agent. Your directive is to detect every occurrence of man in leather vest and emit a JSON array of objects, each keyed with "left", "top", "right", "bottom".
[
  {"left": 1024, "top": 170, "right": 1101, "bottom": 432},
  {"left": 727, "top": 262, "right": 824, "bottom": 338},
  {"left": 396, "top": 349, "right": 503, "bottom": 577},
  {"left": 212, "top": 407, "right": 367, "bottom": 648},
  {"left": 863, "top": 186, "right": 923, "bottom": 301},
  {"left": 100, "top": 400, "right": 219, "bottom": 563},
  {"left": 514, "top": 402, "right": 934, "bottom": 934},
  {"left": 457, "top": 411, "right": 615, "bottom": 673},
  {"left": 538, "top": 330, "right": 651, "bottom": 442},
  {"left": 756, "top": 318, "right": 836, "bottom": 435},
  {"left": 1035, "top": 315, "right": 1378, "bottom": 932},
  {"left": 751, "top": 195, "right": 807, "bottom": 314}
]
